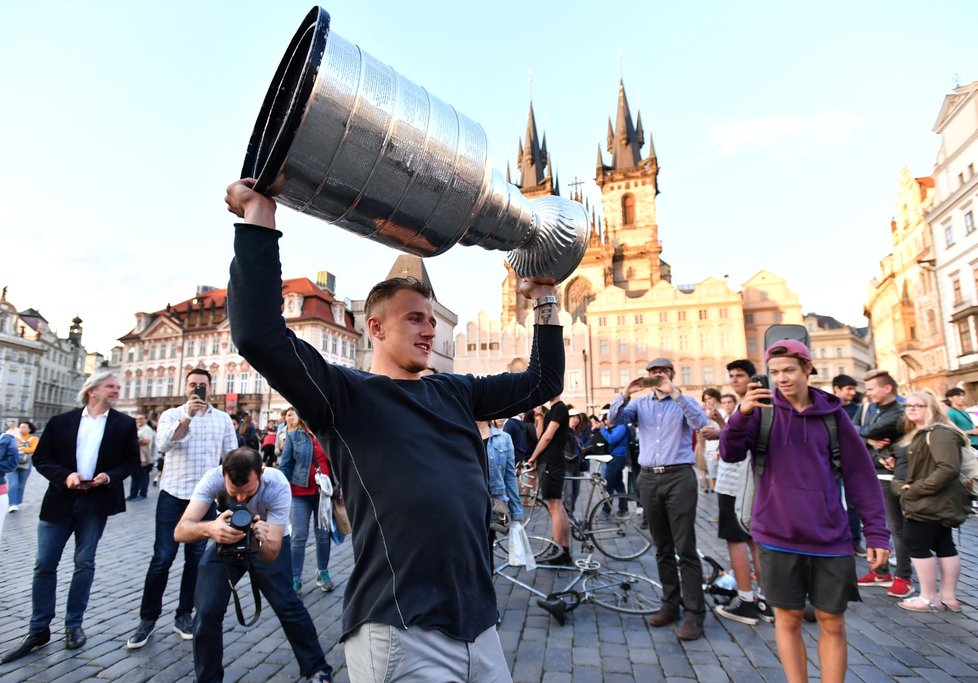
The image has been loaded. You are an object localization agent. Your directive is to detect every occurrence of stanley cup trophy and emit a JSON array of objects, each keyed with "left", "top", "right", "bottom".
[{"left": 242, "top": 6, "right": 588, "bottom": 283}]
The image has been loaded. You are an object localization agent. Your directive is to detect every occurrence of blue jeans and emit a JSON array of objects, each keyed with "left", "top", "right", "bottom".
[
  {"left": 139, "top": 490, "right": 214, "bottom": 620},
  {"left": 193, "top": 536, "right": 329, "bottom": 682},
  {"left": 290, "top": 494, "right": 331, "bottom": 580},
  {"left": 7, "top": 464, "right": 31, "bottom": 506},
  {"left": 602, "top": 457, "right": 628, "bottom": 513},
  {"left": 30, "top": 495, "right": 108, "bottom": 631}
]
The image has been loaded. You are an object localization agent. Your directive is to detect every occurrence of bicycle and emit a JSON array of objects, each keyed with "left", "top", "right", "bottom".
[
  {"left": 494, "top": 552, "right": 662, "bottom": 625},
  {"left": 495, "top": 455, "right": 653, "bottom": 561}
]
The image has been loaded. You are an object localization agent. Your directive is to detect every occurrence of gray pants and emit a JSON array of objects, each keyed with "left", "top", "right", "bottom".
[
  {"left": 344, "top": 622, "right": 512, "bottom": 683},
  {"left": 876, "top": 478, "right": 912, "bottom": 580},
  {"left": 637, "top": 466, "right": 706, "bottom": 618}
]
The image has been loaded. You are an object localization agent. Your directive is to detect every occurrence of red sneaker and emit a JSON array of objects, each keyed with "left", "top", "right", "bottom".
[
  {"left": 887, "top": 577, "right": 915, "bottom": 598},
  {"left": 856, "top": 571, "right": 893, "bottom": 588}
]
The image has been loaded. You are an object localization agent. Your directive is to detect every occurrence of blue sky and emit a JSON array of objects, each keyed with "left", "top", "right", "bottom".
[{"left": 2, "top": 1, "right": 976, "bottom": 355}]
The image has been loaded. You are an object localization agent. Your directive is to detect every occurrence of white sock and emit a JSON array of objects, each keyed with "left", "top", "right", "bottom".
[{"left": 738, "top": 590, "right": 755, "bottom": 602}]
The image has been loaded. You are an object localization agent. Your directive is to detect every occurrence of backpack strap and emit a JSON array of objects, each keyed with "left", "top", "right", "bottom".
[
  {"left": 823, "top": 413, "right": 841, "bottom": 477},
  {"left": 754, "top": 408, "right": 775, "bottom": 477}
]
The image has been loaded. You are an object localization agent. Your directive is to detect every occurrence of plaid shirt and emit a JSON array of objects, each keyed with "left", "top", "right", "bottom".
[{"left": 155, "top": 403, "right": 237, "bottom": 499}]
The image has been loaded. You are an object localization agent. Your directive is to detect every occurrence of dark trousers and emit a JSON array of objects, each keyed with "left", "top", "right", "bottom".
[
  {"left": 562, "top": 459, "right": 581, "bottom": 517},
  {"left": 876, "top": 478, "right": 912, "bottom": 580},
  {"left": 637, "top": 466, "right": 705, "bottom": 618},
  {"left": 130, "top": 465, "right": 152, "bottom": 498},
  {"left": 139, "top": 491, "right": 215, "bottom": 620},
  {"left": 602, "top": 456, "right": 628, "bottom": 513},
  {"left": 193, "top": 537, "right": 328, "bottom": 682}
]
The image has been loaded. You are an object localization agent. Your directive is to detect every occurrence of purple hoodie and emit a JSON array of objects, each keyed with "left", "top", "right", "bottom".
[{"left": 720, "top": 387, "right": 889, "bottom": 556}]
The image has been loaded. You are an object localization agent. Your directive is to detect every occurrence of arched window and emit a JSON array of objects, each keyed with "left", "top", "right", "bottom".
[{"left": 621, "top": 193, "right": 636, "bottom": 226}]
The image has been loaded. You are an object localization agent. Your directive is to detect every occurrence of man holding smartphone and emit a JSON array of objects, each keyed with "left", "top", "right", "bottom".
[
  {"left": 608, "top": 358, "right": 709, "bottom": 640},
  {"left": 126, "top": 369, "right": 238, "bottom": 650}
]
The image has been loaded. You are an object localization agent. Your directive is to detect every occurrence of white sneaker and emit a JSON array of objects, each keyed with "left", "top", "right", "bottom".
[{"left": 8, "top": 505, "right": 19, "bottom": 512}]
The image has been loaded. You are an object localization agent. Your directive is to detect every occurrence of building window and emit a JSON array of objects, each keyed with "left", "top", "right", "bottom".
[
  {"left": 149, "top": 344, "right": 156, "bottom": 360},
  {"left": 745, "top": 314, "right": 755, "bottom": 325},
  {"left": 945, "top": 222, "right": 955, "bottom": 247},
  {"left": 124, "top": 381, "right": 131, "bottom": 399},
  {"left": 835, "top": 347, "right": 843, "bottom": 358},
  {"left": 134, "top": 378, "right": 141, "bottom": 398},
  {"left": 700, "top": 333, "right": 711, "bottom": 351},
  {"left": 619, "top": 368, "right": 631, "bottom": 388},
  {"left": 156, "top": 377, "right": 164, "bottom": 397},
  {"left": 747, "top": 338, "right": 757, "bottom": 355},
  {"left": 239, "top": 372, "right": 249, "bottom": 393},
  {"left": 681, "top": 367, "right": 692, "bottom": 386},
  {"left": 467, "top": 343, "right": 476, "bottom": 352},
  {"left": 965, "top": 210, "right": 975, "bottom": 235},
  {"left": 953, "top": 277, "right": 963, "bottom": 305},
  {"left": 212, "top": 339, "right": 220, "bottom": 355},
  {"left": 185, "top": 341, "right": 193, "bottom": 356},
  {"left": 599, "top": 338, "right": 610, "bottom": 355},
  {"left": 618, "top": 339, "right": 628, "bottom": 354},
  {"left": 698, "top": 309, "right": 708, "bottom": 320},
  {"left": 166, "top": 376, "right": 174, "bottom": 396},
  {"left": 927, "top": 309, "right": 937, "bottom": 336},
  {"left": 621, "top": 194, "right": 636, "bottom": 226},
  {"left": 598, "top": 317, "right": 607, "bottom": 327},
  {"left": 659, "top": 312, "right": 668, "bottom": 323},
  {"left": 959, "top": 320, "right": 974, "bottom": 355},
  {"left": 567, "top": 370, "right": 582, "bottom": 390},
  {"left": 634, "top": 314, "right": 644, "bottom": 325},
  {"left": 838, "top": 366, "right": 845, "bottom": 376},
  {"left": 198, "top": 339, "right": 207, "bottom": 356},
  {"left": 719, "top": 308, "right": 729, "bottom": 319},
  {"left": 636, "top": 338, "right": 647, "bottom": 353},
  {"left": 226, "top": 373, "right": 235, "bottom": 394},
  {"left": 677, "top": 311, "right": 686, "bottom": 322},
  {"left": 600, "top": 369, "right": 611, "bottom": 387},
  {"left": 331, "top": 336, "right": 338, "bottom": 354},
  {"left": 678, "top": 334, "right": 689, "bottom": 351},
  {"left": 720, "top": 330, "right": 731, "bottom": 348},
  {"left": 703, "top": 365, "right": 714, "bottom": 385},
  {"left": 662, "top": 335, "right": 672, "bottom": 350},
  {"left": 617, "top": 315, "right": 625, "bottom": 325}
]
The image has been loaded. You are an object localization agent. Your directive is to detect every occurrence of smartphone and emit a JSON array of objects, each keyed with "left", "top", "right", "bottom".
[
  {"left": 639, "top": 376, "right": 662, "bottom": 388},
  {"left": 749, "top": 374, "right": 772, "bottom": 405},
  {"left": 192, "top": 385, "right": 207, "bottom": 401},
  {"left": 77, "top": 479, "right": 96, "bottom": 490}
]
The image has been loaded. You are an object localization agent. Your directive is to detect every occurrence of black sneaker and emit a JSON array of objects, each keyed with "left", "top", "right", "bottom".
[
  {"left": 126, "top": 619, "right": 156, "bottom": 649},
  {"left": 756, "top": 598, "right": 775, "bottom": 623},
  {"left": 714, "top": 596, "right": 759, "bottom": 625},
  {"left": 173, "top": 614, "right": 193, "bottom": 640}
]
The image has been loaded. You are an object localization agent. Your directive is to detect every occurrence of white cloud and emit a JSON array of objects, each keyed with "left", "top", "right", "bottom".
[{"left": 705, "top": 112, "right": 863, "bottom": 159}]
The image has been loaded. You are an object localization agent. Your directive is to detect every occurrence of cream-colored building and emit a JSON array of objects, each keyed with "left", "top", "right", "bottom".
[
  {"left": 19, "top": 311, "right": 88, "bottom": 428},
  {"left": 457, "top": 81, "right": 803, "bottom": 408},
  {"left": 864, "top": 169, "right": 946, "bottom": 393},
  {"left": 930, "top": 81, "right": 978, "bottom": 398},
  {"left": 804, "top": 314, "right": 874, "bottom": 393},
  {"left": 0, "top": 291, "right": 44, "bottom": 427},
  {"left": 116, "top": 277, "right": 359, "bottom": 424}
]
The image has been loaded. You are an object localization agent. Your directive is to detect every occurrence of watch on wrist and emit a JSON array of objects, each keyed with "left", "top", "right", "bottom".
[{"left": 531, "top": 295, "right": 558, "bottom": 310}]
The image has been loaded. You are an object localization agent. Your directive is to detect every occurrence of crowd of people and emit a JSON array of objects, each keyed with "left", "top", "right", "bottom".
[{"left": 0, "top": 176, "right": 973, "bottom": 683}]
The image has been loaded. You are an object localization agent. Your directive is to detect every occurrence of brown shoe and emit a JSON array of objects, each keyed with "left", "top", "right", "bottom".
[
  {"left": 676, "top": 617, "right": 704, "bottom": 641},
  {"left": 647, "top": 606, "right": 680, "bottom": 627}
]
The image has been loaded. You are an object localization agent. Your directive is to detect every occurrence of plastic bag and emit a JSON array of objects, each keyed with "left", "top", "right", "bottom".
[{"left": 507, "top": 521, "right": 536, "bottom": 571}]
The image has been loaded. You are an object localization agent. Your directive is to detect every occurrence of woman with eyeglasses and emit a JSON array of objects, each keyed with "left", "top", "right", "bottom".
[{"left": 896, "top": 392, "right": 971, "bottom": 613}]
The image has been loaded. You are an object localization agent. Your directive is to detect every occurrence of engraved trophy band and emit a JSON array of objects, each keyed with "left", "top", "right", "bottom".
[{"left": 242, "top": 6, "right": 588, "bottom": 282}]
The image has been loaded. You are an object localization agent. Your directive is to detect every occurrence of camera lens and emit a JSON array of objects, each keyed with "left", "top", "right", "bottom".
[{"left": 229, "top": 508, "right": 252, "bottom": 531}]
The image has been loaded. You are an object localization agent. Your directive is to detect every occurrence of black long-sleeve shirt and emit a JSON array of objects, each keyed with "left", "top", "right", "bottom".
[{"left": 227, "top": 224, "right": 564, "bottom": 641}]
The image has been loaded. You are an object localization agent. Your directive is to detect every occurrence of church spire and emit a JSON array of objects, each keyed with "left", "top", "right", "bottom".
[
  {"left": 607, "top": 79, "right": 643, "bottom": 169},
  {"left": 517, "top": 101, "right": 548, "bottom": 188}
]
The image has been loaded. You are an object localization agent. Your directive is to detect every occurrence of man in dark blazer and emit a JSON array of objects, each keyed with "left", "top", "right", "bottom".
[{"left": 1, "top": 370, "right": 138, "bottom": 663}]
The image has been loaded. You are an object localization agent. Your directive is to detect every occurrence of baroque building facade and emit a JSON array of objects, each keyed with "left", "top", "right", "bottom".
[
  {"left": 457, "top": 81, "right": 804, "bottom": 412},
  {"left": 115, "top": 275, "right": 359, "bottom": 424},
  {"left": 930, "top": 81, "right": 978, "bottom": 397},
  {"left": 804, "top": 314, "right": 874, "bottom": 393},
  {"left": 0, "top": 290, "right": 44, "bottom": 427},
  {"left": 864, "top": 169, "right": 946, "bottom": 393},
  {"left": 18, "top": 309, "right": 88, "bottom": 428}
]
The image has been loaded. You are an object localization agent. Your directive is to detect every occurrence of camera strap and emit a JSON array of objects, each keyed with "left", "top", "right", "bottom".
[{"left": 224, "top": 559, "right": 262, "bottom": 627}]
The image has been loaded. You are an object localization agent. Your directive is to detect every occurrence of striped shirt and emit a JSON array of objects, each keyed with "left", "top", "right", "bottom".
[{"left": 155, "top": 403, "right": 237, "bottom": 500}]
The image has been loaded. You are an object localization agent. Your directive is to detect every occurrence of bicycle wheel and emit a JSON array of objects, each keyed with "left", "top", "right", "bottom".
[
  {"left": 587, "top": 494, "right": 652, "bottom": 561},
  {"left": 494, "top": 496, "right": 556, "bottom": 559},
  {"left": 583, "top": 568, "right": 662, "bottom": 615}
]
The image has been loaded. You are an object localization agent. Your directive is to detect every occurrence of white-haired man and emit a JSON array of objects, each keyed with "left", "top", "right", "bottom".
[{"left": 1, "top": 371, "right": 138, "bottom": 662}]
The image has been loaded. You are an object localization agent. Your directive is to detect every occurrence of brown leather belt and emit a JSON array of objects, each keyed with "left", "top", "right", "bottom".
[{"left": 641, "top": 464, "right": 692, "bottom": 474}]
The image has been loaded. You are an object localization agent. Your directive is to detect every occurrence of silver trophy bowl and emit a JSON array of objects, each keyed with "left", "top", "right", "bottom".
[{"left": 242, "top": 6, "right": 588, "bottom": 283}]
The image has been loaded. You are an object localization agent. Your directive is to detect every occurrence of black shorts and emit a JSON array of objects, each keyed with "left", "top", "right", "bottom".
[
  {"left": 903, "top": 519, "right": 958, "bottom": 558},
  {"left": 759, "top": 546, "right": 859, "bottom": 614},
  {"left": 539, "top": 460, "right": 566, "bottom": 500},
  {"left": 717, "top": 493, "right": 752, "bottom": 542}
]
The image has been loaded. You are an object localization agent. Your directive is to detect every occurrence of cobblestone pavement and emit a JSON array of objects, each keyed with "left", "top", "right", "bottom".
[{"left": 0, "top": 471, "right": 976, "bottom": 682}]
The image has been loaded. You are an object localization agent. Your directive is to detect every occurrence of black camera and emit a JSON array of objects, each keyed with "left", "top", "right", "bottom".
[{"left": 217, "top": 503, "right": 258, "bottom": 560}]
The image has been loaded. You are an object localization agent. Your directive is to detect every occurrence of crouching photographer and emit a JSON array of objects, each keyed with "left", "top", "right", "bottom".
[{"left": 174, "top": 447, "right": 332, "bottom": 683}]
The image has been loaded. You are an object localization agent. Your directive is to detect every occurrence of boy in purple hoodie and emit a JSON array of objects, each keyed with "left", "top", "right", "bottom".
[{"left": 719, "top": 340, "right": 890, "bottom": 683}]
